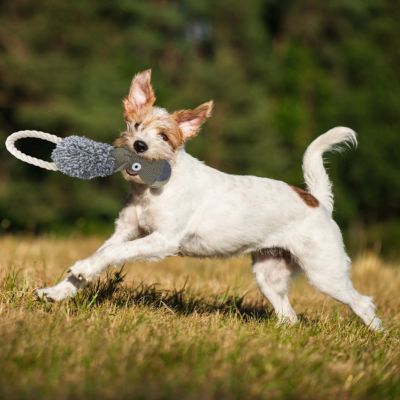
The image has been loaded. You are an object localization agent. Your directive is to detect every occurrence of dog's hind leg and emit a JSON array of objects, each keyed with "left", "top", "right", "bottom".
[
  {"left": 252, "top": 250, "right": 299, "bottom": 325},
  {"left": 293, "top": 238, "right": 383, "bottom": 331}
]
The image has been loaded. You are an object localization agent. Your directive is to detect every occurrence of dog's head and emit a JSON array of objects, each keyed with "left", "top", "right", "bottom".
[{"left": 114, "top": 69, "right": 213, "bottom": 183}]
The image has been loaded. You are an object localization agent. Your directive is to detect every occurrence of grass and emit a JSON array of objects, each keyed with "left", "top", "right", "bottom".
[{"left": 0, "top": 236, "right": 399, "bottom": 400}]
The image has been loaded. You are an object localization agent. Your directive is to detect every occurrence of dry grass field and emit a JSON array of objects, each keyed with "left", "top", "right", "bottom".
[{"left": 0, "top": 236, "right": 399, "bottom": 399}]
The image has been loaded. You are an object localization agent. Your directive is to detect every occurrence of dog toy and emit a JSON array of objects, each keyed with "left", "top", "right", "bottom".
[{"left": 5, "top": 131, "right": 171, "bottom": 188}]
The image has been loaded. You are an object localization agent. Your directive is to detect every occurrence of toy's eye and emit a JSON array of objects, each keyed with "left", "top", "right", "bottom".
[
  {"left": 131, "top": 162, "right": 142, "bottom": 172},
  {"left": 134, "top": 122, "right": 141, "bottom": 130},
  {"left": 160, "top": 132, "right": 169, "bottom": 142}
]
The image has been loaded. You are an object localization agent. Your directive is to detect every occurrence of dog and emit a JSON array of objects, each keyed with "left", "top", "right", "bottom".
[{"left": 37, "top": 69, "right": 382, "bottom": 331}]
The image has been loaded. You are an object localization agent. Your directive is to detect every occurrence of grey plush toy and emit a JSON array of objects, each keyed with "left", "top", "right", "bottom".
[{"left": 5, "top": 131, "right": 172, "bottom": 188}]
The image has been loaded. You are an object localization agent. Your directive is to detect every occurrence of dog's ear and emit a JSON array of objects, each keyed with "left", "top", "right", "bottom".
[
  {"left": 123, "top": 69, "right": 156, "bottom": 118},
  {"left": 173, "top": 101, "right": 213, "bottom": 140}
]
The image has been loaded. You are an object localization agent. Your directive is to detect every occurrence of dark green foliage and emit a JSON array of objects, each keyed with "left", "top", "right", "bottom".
[{"left": 1, "top": 0, "right": 399, "bottom": 256}]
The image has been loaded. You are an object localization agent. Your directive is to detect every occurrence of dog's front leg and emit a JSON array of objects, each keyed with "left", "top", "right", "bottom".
[
  {"left": 36, "top": 203, "right": 140, "bottom": 302},
  {"left": 69, "top": 232, "right": 178, "bottom": 283}
]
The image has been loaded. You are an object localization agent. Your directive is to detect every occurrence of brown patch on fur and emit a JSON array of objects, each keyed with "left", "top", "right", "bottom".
[{"left": 290, "top": 186, "right": 319, "bottom": 207}]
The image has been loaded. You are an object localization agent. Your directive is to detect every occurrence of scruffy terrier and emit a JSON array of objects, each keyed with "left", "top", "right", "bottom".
[{"left": 37, "top": 70, "right": 382, "bottom": 331}]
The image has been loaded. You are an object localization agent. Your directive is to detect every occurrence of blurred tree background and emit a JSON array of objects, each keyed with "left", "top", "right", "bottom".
[{"left": 0, "top": 0, "right": 399, "bottom": 257}]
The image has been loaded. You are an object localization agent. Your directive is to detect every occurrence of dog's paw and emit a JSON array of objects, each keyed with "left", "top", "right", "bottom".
[
  {"left": 368, "top": 316, "right": 384, "bottom": 332},
  {"left": 36, "top": 287, "right": 67, "bottom": 302},
  {"left": 35, "top": 276, "right": 83, "bottom": 302},
  {"left": 277, "top": 313, "right": 299, "bottom": 327}
]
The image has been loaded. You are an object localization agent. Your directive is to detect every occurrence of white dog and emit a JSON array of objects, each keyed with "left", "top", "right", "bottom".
[{"left": 37, "top": 70, "right": 382, "bottom": 331}]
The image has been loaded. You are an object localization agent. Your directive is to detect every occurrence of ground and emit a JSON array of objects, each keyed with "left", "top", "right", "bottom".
[{"left": 0, "top": 236, "right": 399, "bottom": 400}]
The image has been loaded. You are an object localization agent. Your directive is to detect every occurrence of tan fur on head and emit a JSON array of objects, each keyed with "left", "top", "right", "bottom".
[
  {"left": 115, "top": 108, "right": 185, "bottom": 154},
  {"left": 116, "top": 70, "right": 213, "bottom": 166},
  {"left": 115, "top": 70, "right": 213, "bottom": 184}
]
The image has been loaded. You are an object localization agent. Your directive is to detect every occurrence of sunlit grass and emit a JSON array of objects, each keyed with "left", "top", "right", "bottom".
[{"left": 0, "top": 236, "right": 399, "bottom": 399}]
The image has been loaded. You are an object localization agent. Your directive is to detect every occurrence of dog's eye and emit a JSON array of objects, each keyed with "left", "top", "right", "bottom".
[
  {"left": 134, "top": 122, "right": 141, "bottom": 130},
  {"left": 160, "top": 132, "right": 169, "bottom": 142}
]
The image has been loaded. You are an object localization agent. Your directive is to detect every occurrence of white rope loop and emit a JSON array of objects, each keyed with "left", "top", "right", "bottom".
[{"left": 5, "top": 130, "right": 63, "bottom": 171}]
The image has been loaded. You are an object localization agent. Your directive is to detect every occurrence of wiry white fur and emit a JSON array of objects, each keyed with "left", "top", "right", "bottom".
[
  {"left": 303, "top": 127, "right": 357, "bottom": 214},
  {"left": 37, "top": 127, "right": 382, "bottom": 331}
]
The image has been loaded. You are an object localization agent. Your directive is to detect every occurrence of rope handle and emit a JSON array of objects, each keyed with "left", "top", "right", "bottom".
[{"left": 5, "top": 130, "right": 63, "bottom": 171}]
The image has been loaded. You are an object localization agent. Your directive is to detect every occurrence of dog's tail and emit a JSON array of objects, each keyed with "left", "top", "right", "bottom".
[{"left": 302, "top": 127, "right": 357, "bottom": 214}]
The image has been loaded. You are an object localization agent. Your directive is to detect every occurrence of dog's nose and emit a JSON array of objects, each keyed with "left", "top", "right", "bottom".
[{"left": 133, "top": 140, "right": 148, "bottom": 153}]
